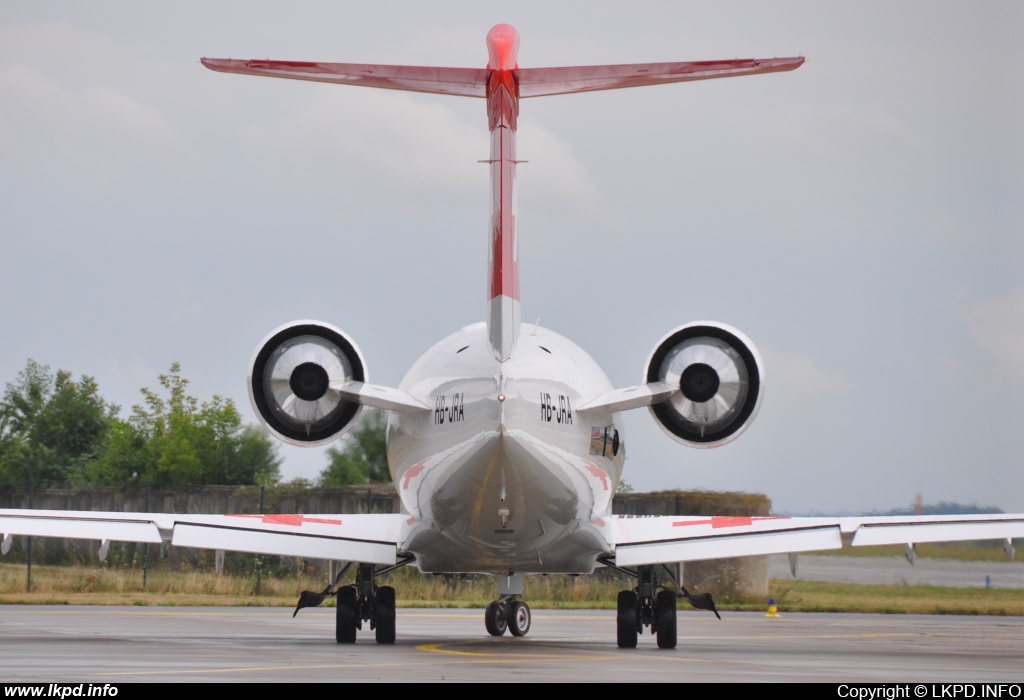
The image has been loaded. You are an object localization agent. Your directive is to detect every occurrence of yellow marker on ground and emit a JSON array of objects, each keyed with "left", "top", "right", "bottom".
[{"left": 764, "top": 596, "right": 782, "bottom": 618}]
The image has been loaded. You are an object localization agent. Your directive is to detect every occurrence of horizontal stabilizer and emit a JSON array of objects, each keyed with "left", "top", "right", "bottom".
[
  {"left": 201, "top": 59, "right": 487, "bottom": 97},
  {"left": 518, "top": 57, "right": 804, "bottom": 98},
  {"left": 576, "top": 382, "right": 675, "bottom": 413},
  {"left": 201, "top": 57, "right": 803, "bottom": 100}
]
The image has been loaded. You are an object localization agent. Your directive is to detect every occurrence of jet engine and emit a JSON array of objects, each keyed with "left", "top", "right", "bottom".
[
  {"left": 248, "top": 320, "right": 367, "bottom": 446},
  {"left": 645, "top": 321, "right": 764, "bottom": 448}
]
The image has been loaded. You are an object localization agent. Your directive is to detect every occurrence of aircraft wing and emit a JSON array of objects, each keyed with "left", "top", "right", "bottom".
[
  {"left": 610, "top": 513, "right": 1024, "bottom": 567},
  {"left": 201, "top": 59, "right": 488, "bottom": 97},
  {"left": 0, "top": 509, "right": 405, "bottom": 565}
]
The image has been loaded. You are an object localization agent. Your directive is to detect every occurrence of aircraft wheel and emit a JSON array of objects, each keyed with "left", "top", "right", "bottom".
[
  {"left": 484, "top": 600, "right": 507, "bottom": 636},
  {"left": 508, "top": 600, "right": 531, "bottom": 637},
  {"left": 655, "top": 590, "right": 677, "bottom": 649},
  {"left": 336, "top": 586, "right": 359, "bottom": 644},
  {"left": 616, "top": 590, "right": 638, "bottom": 649},
  {"left": 375, "top": 586, "right": 396, "bottom": 645}
]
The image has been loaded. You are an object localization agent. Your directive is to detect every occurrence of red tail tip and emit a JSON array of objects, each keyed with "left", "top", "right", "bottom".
[{"left": 486, "top": 24, "right": 520, "bottom": 70}]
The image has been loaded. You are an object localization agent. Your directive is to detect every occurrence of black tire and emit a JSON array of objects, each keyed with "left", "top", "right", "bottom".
[
  {"left": 336, "top": 586, "right": 359, "bottom": 644},
  {"left": 375, "top": 586, "right": 396, "bottom": 645},
  {"left": 655, "top": 589, "right": 677, "bottom": 649},
  {"left": 484, "top": 600, "right": 507, "bottom": 636},
  {"left": 508, "top": 600, "right": 531, "bottom": 637},
  {"left": 617, "top": 590, "right": 638, "bottom": 649}
]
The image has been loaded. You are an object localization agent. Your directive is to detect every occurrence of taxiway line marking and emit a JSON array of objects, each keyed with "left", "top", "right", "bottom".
[
  {"left": 416, "top": 643, "right": 509, "bottom": 656},
  {"left": 92, "top": 656, "right": 622, "bottom": 677}
]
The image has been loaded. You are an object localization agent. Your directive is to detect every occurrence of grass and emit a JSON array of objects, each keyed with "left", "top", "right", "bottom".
[
  {"left": 814, "top": 541, "right": 1017, "bottom": 562},
  {"left": 0, "top": 563, "right": 1021, "bottom": 615},
  {"left": 0, "top": 563, "right": 626, "bottom": 609},
  {"left": 758, "top": 580, "right": 1024, "bottom": 616}
]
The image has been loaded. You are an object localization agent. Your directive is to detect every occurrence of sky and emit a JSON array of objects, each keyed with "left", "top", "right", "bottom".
[{"left": 1, "top": 1, "right": 1021, "bottom": 514}]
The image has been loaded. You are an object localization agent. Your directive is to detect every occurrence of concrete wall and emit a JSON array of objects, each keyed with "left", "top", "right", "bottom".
[
  {"left": 0, "top": 484, "right": 398, "bottom": 516},
  {"left": 613, "top": 490, "right": 771, "bottom": 599}
]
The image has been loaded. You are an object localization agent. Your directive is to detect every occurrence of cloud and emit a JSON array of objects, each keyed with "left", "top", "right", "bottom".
[
  {"left": 0, "top": 24, "right": 183, "bottom": 182},
  {"left": 517, "top": 118, "right": 626, "bottom": 229},
  {"left": 966, "top": 288, "right": 1024, "bottom": 387},
  {"left": 237, "top": 86, "right": 623, "bottom": 228},
  {"left": 86, "top": 86, "right": 178, "bottom": 143},
  {"left": 239, "top": 86, "right": 488, "bottom": 201},
  {"left": 772, "top": 102, "right": 930, "bottom": 168},
  {"left": 0, "top": 61, "right": 182, "bottom": 184},
  {"left": 106, "top": 355, "right": 159, "bottom": 399},
  {"left": 760, "top": 347, "right": 853, "bottom": 404}
]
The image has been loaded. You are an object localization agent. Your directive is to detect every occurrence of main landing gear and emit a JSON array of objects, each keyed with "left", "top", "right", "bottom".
[
  {"left": 600, "top": 558, "right": 721, "bottom": 649},
  {"left": 484, "top": 572, "right": 531, "bottom": 637},
  {"left": 333, "top": 563, "right": 396, "bottom": 644},
  {"left": 292, "top": 558, "right": 413, "bottom": 644}
]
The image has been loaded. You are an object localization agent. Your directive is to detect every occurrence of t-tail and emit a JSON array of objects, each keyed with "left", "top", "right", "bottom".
[{"left": 202, "top": 24, "right": 803, "bottom": 362}]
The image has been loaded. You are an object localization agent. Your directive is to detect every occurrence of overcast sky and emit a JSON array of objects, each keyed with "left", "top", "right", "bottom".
[{"left": 1, "top": 2, "right": 1021, "bottom": 514}]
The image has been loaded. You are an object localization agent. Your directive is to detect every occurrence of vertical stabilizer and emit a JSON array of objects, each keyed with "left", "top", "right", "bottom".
[{"left": 485, "top": 24, "right": 522, "bottom": 361}]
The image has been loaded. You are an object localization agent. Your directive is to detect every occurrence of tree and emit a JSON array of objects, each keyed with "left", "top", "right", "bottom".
[
  {"left": 1, "top": 360, "right": 282, "bottom": 487},
  {"left": 85, "top": 363, "right": 281, "bottom": 486},
  {"left": 319, "top": 409, "right": 391, "bottom": 486},
  {"left": 107, "top": 363, "right": 282, "bottom": 485},
  {"left": 0, "top": 360, "right": 117, "bottom": 487}
]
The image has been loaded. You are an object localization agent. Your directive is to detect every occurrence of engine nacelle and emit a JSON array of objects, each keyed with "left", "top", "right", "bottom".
[
  {"left": 645, "top": 321, "right": 764, "bottom": 449},
  {"left": 248, "top": 320, "right": 367, "bottom": 447}
]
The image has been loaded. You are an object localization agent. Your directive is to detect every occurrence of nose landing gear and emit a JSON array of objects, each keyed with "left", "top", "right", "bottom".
[
  {"left": 484, "top": 596, "right": 531, "bottom": 636},
  {"left": 484, "top": 572, "right": 531, "bottom": 637}
]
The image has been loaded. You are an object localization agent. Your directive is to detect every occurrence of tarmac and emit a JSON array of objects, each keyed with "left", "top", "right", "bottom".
[{"left": 2, "top": 605, "right": 1023, "bottom": 682}]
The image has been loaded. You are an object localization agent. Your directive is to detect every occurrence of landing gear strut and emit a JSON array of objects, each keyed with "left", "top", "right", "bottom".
[{"left": 484, "top": 572, "right": 531, "bottom": 637}]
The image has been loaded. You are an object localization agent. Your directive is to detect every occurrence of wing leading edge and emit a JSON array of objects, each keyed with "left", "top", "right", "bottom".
[
  {"left": 610, "top": 513, "right": 1024, "bottom": 567},
  {"left": 0, "top": 509, "right": 405, "bottom": 566}
]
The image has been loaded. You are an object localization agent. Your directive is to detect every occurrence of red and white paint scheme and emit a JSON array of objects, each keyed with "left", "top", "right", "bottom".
[{"left": 3, "top": 25, "right": 1023, "bottom": 649}]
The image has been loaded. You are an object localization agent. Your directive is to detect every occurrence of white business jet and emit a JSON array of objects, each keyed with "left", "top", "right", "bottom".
[{"left": 2, "top": 25, "right": 1022, "bottom": 649}]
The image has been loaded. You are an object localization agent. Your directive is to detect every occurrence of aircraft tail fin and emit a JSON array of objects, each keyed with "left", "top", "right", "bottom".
[{"left": 203, "top": 47, "right": 802, "bottom": 365}]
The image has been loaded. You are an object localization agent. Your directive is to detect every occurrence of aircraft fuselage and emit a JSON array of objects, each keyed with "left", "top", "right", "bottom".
[{"left": 390, "top": 322, "right": 623, "bottom": 573}]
